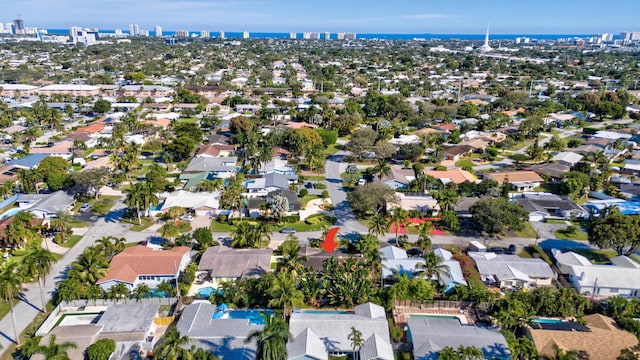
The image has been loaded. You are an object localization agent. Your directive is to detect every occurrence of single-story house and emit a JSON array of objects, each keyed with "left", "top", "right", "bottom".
[
  {"left": 468, "top": 252, "right": 556, "bottom": 289},
  {"left": 176, "top": 302, "right": 262, "bottom": 360},
  {"left": 525, "top": 314, "right": 638, "bottom": 360},
  {"left": 551, "top": 151, "right": 583, "bottom": 167},
  {"left": 29, "top": 140, "right": 74, "bottom": 159},
  {"left": 195, "top": 144, "right": 237, "bottom": 157},
  {"left": 267, "top": 189, "right": 301, "bottom": 212},
  {"left": 550, "top": 249, "right": 592, "bottom": 275},
  {"left": 483, "top": 171, "right": 544, "bottom": 192},
  {"left": 514, "top": 192, "right": 588, "bottom": 222},
  {"left": 160, "top": 190, "right": 221, "bottom": 217},
  {"left": 4, "top": 154, "right": 49, "bottom": 170},
  {"left": 567, "top": 255, "right": 640, "bottom": 298},
  {"left": 184, "top": 157, "right": 238, "bottom": 178},
  {"left": 380, "top": 166, "right": 415, "bottom": 190},
  {"left": 442, "top": 145, "right": 474, "bottom": 161},
  {"left": 408, "top": 317, "right": 510, "bottom": 360},
  {"left": 16, "top": 190, "right": 75, "bottom": 219},
  {"left": 424, "top": 169, "right": 479, "bottom": 185},
  {"left": 259, "top": 157, "right": 296, "bottom": 175},
  {"left": 396, "top": 193, "right": 440, "bottom": 215},
  {"left": 198, "top": 246, "right": 273, "bottom": 283},
  {"left": 245, "top": 173, "right": 298, "bottom": 197},
  {"left": 528, "top": 163, "right": 571, "bottom": 183},
  {"left": 288, "top": 302, "right": 394, "bottom": 360},
  {"left": 380, "top": 246, "right": 467, "bottom": 288},
  {"left": 96, "top": 246, "right": 191, "bottom": 292}
]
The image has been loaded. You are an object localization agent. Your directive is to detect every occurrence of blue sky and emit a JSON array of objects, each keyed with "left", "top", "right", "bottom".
[{"left": 4, "top": 0, "right": 640, "bottom": 34}]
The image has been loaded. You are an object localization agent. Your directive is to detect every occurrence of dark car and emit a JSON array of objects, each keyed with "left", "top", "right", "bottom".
[{"left": 506, "top": 244, "right": 517, "bottom": 255}]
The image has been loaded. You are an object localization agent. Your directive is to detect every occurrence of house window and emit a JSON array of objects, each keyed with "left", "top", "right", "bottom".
[{"left": 610, "top": 288, "right": 618, "bottom": 293}]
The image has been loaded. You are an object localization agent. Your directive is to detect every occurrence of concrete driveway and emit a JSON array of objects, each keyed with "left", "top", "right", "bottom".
[{"left": 324, "top": 151, "right": 368, "bottom": 234}]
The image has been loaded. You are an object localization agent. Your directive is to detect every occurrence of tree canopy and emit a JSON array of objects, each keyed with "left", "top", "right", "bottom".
[{"left": 469, "top": 197, "right": 528, "bottom": 238}]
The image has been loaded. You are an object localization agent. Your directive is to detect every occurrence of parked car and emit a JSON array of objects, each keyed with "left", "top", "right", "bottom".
[
  {"left": 280, "top": 227, "right": 297, "bottom": 234},
  {"left": 506, "top": 244, "right": 517, "bottom": 255},
  {"left": 180, "top": 214, "right": 194, "bottom": 222},
  {"left": 79, "top": 203, "right": 92, "bottom": 213},
  {"left": 357, "top": 178, "right": 367, "bottom": 186}
]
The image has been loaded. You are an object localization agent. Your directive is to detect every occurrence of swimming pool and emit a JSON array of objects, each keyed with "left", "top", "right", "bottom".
[
  {"left": 225, "top": 310, "right": 273, "bottom": 325},
  {"left": 531, "top": 318, "right": 564, "bottom": 324},
  {"left": 300, "top": 309, "right": 349, "bottom": 315},
  {"left": 0, "top": 207, "right": 22, "bottom": 219},
  {"left": 150, "top": 203, "right": 164, "bottom": 211},
  {"left": 197, "top": 286, "right": 216, "bottom": 298}
]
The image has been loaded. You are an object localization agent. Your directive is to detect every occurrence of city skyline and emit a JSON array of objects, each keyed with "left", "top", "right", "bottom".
[{"left": 4, "top": 0, "right": 640, "bottom": 34}]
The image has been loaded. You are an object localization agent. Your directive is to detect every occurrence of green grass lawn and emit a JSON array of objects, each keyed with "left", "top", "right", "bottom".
[
  {"left": 178, "top": 117, "right": 199, "bottom": 123},
  {"left": 513, "top": 222, "right": 538, "bottom": 238},
  {"left": 455, "top": 159, "right": 475, "bottom": 168},
  {"left": 545, "top": 218, "right": 567, "bottom": 224},
  {"left": 60, "top": 235, "right": 83, "bottom": 248},
  {"left": 279, "top": 215, "right": 336, "bottom": 232},
  {"left": 69, "top": 219, "right": 90, "bottom": 228},
  {"left": 129, "top": 217, "right": 156, "bottom": 232},
  {"left": 575, "top": 249, "right": 618, "bottom": 265},
  {"left": 210, "top": 220, "right": 234, "bottom": 232},
  {"left": 324, "top": 143, "right": 342, "bottom": 155},
  {"left": 533, "top": 183, "right": 562, "bottom": 194},
  {"left": 300, "top": 194, "right": 321, "bottom": 208},
  {"left": 554, "top": 228, "right": 588, "bottom": 241}
]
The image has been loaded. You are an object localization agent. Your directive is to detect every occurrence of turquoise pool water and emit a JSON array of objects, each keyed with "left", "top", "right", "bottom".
[
  {"left": 531, "top": 318, "right": 563, "bottom": 324},
  {"left": 0, "top": 207, "right": 22, "bottom": 219},
  {"left": 410, "top": 315, "right": 462, "bottom": 324},
  {"left": 197, "top": 287, "right": 216, "bottom": 298},
  {"left": 227, "top": 310, "right": 273, "bottom": 325},
  {"left": 150, "top": 203, "right": 164, "bottom": 211}
]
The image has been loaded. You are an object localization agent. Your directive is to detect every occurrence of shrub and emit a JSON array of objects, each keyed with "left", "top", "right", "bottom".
[
  {"left": 217, "top": 214, "right": 228, "bottom": 222},
  {"left": 299, "top": 188, "right": 308, "bottom": 197},
  {"left": 177, "top": 221, "right": 192, "bottom": 233},
  {"left": 321, "top": 190, "right": 329, "bottom": 198},
  {"left": 86, "top": 338, "right": 116, "bottom": 360},
  {"left": 390, "top": 326, "right": 404, "bottom": 343},
  {"left": 313, "top": 183, "right": 327, "bottom": 189},
  {"left": 281, "top": 215, "right": 300, "bottom": 223}
]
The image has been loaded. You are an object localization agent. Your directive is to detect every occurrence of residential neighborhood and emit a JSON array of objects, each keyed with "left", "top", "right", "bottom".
[{"left": 2, "top": 20, "right": 640, "bottom": 360}]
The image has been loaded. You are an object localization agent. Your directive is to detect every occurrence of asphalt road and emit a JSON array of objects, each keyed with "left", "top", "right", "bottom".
[{"left": 324, "top": 151, "right": 368, "bottom": 234}]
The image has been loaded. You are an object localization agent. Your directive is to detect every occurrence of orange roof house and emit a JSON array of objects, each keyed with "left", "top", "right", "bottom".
[
  {"left": 424, "top": 169, "right": 479, "bottom": 184},
  {"left": 96, "top": 246, "right": 191, "bottom": 291},
  {"left": 76, "top": 123, "right": 106, "bottom": 134},
  {"left": 483, "top": 171, "right": 544, "bottom": 192}
]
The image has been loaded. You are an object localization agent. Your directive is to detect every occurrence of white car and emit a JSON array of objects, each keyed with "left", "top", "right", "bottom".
[
  {"left": 180, "top": 214, "right": 194, "bottom": 222},
  {"left": 79, "top": 203, "right": 92, "bottom": 213}
]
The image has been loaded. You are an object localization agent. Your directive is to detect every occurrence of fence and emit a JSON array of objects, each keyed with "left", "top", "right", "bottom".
[{"left": 394, "top": 299, "right": 473, "bottom": 310}]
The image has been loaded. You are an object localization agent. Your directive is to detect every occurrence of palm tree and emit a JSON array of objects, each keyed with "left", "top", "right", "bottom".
[
  {"left": 23, "top": 247, "right": 57, "bottom": 312},
  {"left": 191, "top": 348, "right": 220, "bottom": 360},
  {"left": 154, "top": 328, "right": 192, "bottom": 360},
  {"left": 417, "top": 252, "right": 451, "bottom": 285},
  {"left": 69, "top": 247, "right": 108, "bottom": 285},
  {"left": 133, "top": 284, "right": 151, "bottom": 301},
  {"left": 348, "top": 326, "right": 364, "bottom": 360},
  {"left": 268, "top": 272, "right": 304, "bottom": 318},
  {"left": 32, "top": 334, "right": 77, "bottom": 360},
  {"left": 96, "top": 236, "right": 126, "bottom": 261},
  {"left": 161, "top": 222, "right": 181, "bottom": 243},
  {"left": 167, "top": 206, "right": 186, "bottom": 221},
  {"left": 374, "top": 159, "right": 391, "bottom": 181},
  {"left": 0, "top": 263, "right": 22, "bottom": 345},
  {"left": 124, "top": 182, "right": 144, "bottom": 225},
  {"left": 416, "top": 221, "right": 433, "bottom": 253},
  {"left": 367, "top": 212, "right": 390, "bottom": 240},
  {"left": 246, "top": 313, "right": 290, "bottom": 360},
  {"left": 107, "top": 283, "right": 130, "bottom": 302},
  {"left": 389, "top": 207, "right": 408, "bottom": 246},
  {"left": 4, "top": 222, "right": 35, "bottom": 249},
  {"left": 50, "top": 210, "right": 72, "bottom": 235}
]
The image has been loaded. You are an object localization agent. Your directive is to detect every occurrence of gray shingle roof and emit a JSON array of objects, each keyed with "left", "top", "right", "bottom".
[
  {"left": 97, "top": 303, "right": 159, "bottom": 333},
  {"left": 469, "top": 252, "right": 555, "bottom": 282},
  {"left": 198, "top": 246, "right": 273, "bottom": 278},
  {"left": 408, "top": 317, "right": 510, "bottom": 360},
  {"left": 287, "top": 328, "right": 328, "bottom": 360}
]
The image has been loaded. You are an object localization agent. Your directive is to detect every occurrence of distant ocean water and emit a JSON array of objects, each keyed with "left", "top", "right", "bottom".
[{"left": 46, "top": 29, "right": 596, "bottom": 41}]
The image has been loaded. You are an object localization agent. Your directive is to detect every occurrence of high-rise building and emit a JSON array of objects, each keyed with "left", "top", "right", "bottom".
[
  {"left": 139, "top": 29, "right": 149, "bottom": 36},
  {"left": 325, "top": 32, "right": 331, "bottom": 40},
  {"left": 13, "top": 18, "right": 24, "bottom": 34},
  {"left": 115, "top": 29, "right": 124, "bottom": 36},
  {"left": 155, "top": 25, "right": 163, "bottom": 37},
  {"left": 343, "top": 33, "right": 356, "bottom": 40},
  {"left": 243, "top": 31, "right": 250, "bottom": 39},
  {"left": 336, "top": 32, "right": 345, "bottom": 40},
  {"left": 128, "top": 24, "right": 139, "bottom": 36},
  {"left": 622, "top": 32, "right": 640, "bottom": 41},
  {"left": 200, "top": 30, "right": 210, "bottom": 38},
  {"left": 175, "top": 30, "right": 189, "bottom": 38},
  {"left": 219, "top": 31, "right": 225, "bottom": 39},
  {"left": 69, "top": 26, "right": 80, "bottom": 38},
  {"left": 303, "top": 32, "right": 320, "bottom": 40},
  {"left": 5, "top": 23, "right": 13, "bottom": 34},
  {"left": 289, "top": 32, "right": 296, "bottom": 39}
]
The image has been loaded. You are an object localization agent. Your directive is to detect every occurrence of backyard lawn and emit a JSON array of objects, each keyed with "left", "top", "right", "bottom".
[
  {"left": 60, "top": 235, "right": 83, "bottom": 248},
  {"left": 454, "top": 158, "right": 475, "bottom": 168}
]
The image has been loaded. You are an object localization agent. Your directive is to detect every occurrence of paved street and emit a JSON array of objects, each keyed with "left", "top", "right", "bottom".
[{"left": 324, "top": 151, "right": 369, "bottom": 234}]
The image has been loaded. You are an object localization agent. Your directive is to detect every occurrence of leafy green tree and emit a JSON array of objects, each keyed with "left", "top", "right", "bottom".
[
  {"left": 367, "top": 212, "right": 390, "bottom": 240},
  {"left": 246, "top": 313, "right": 290, "bottom": 360},
  {"left": 133, "top": 284, "right": 152, "bottom": 301},
  {"left": 38, "top": 156, "right": 70, "bottom": 191},
  {"left": 347, "top": 182, "right": 398, "bottom": 216},
  {"left": 165, "top": 136, "right": 197, "bottom": 161},
  {"left": 588, "top": 209, "right": 640, "bottom": 255},
  {"left": 32, "top": 334, "right": 77, "bottom": 360},
  {"left": 268, "top": 272, "right": 304, "bottom": 318},
  {"left": 390, "top": 207, "right": 408, "bottom": 246},
  {"left": 68, "top": 246, "right": 108, "bottom": 285},
  {"left": 107, "top": 283, "right": 130, "bottom": 301},
  {"left": 86, "top": 338, "right": 116, "bottom": 360},
  {"left": 417, "top": 221, "right": 433, "bottom": 253},
  {"left": 469, "top": 198, "right": 529, "bottom": 239},
  {"left": 93, "top": 99, "right": 112, "bottom": 114},
  {"left": 348, "top": 326, "right": 364, "bottom": 360},
  {"left": 193, "top": 227, "right": 216, "bottom": 251},
  {"left": 417, "top": 251, "right": 451, "bottom": 285}
]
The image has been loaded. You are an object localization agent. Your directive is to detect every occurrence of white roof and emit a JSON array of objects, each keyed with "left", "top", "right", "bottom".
[
  {"left": 38, "top": 84, "right": 99, "bottom": 91},
  {"left": 161, "top": 190, "right": 220, "bottom": 210},
  {"left": 0, "top": 84, "right": 38, "bottom": 90},
  {"left": 569, "top": 264, "right": 640, "bottom": 289},
  {"left": 379, "top": 246, "right": 408, "bottom": 260},
  {"left": 551, "top": 151, "right": 583, "bottom": 164},
  {"left": 551, "top": 249, "right": 592, "bottom": 267},
  {"left": 593, "top": 130, "right": 632, "bottom": 140},
  {"left": 468, "top": 252, "right": 555, "bottom": 281},
  {"left": 611, "top": 256, "right": 640, "bottom": 269}
]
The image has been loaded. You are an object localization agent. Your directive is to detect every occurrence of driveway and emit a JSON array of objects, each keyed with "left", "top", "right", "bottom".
[{"left": 324, "top": 151, "right": 368, "bottom": 234}]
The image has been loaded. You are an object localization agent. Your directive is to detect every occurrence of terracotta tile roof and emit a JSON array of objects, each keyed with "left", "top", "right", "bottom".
[
  {"left": 196, "top": 144, "right": 237, "bottom": 156},
  {"left": 77, "top": 123, "right": 106, "bottom": 134},
  {"left": 435, "top": 123, "right": 458, "bottom": 132},
  {"left": 143, "top": 118, "right": 171, "bottom": 128},
  {"left": 483, "top": 171, "right": 543, "bottom": 183},
  {"left": 286, "top": 121, "right": 318, "bottom": 129},
  {"left": 96, "top": 246, "right": 191, "bottom": 284},
  {"left": 424, "top": 169, "right": 479, "bottom": 184},
  {"left": 527, "top": 314, "right": 638, "bottom": 360}
]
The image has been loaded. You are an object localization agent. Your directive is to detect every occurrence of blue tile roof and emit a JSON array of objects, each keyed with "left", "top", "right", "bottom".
[{"left": 5, "top": 154, "right": 49, "bottom": 169}]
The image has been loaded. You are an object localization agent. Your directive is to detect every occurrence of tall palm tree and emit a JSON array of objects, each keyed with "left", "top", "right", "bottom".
[
  {"left": 246, "top": 313, "right": 290, "bottom": 360},
  {"left": 374, "top": 159, "right": 391, "bottom": 181},
  {"left": 139, "top": 181, "right": 159, "bottom": 217},
  {"left": 416, "top": 221, "right": 433, "bottom": 253},
  {"left": 23, "top": 247, "right": 57, "bottom": 312},
  {"left": 133, "top": 284, "right": 151, "bottom": 301},
  {"left": 4, "top": 222, "right": 34, "bottom": 249},
  {"left": 348, "top": 326, "right": 364, "bottom": 360},
  {"left": 50, "top": 210, "right": 72, "bottom": 234},
  {"left": 389, "top": 207, "right": 408, "bottom": 246},
  {"left": 417, "top": 252, "right": 451, "bottom": 285},
  {"left": 160, "top": 222, "right": 181, "bottom": 243},
  {"left": 367, "top": 212, "right": 390, "bottom": 240},
  {"left": 268, "top": 272, "right": 304, "bottom": 318},
  {"left": 124, "top": 182, "right": 144, "bottom": 225},
  {"left": 32, "top": 334, "right": 77, "bottom": 360},
  {"left": 0, "top": 263, "right": 22, "bottom": 345},
  {"left": 154, "top": 328, "right": 192, "bottom": 360}
]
